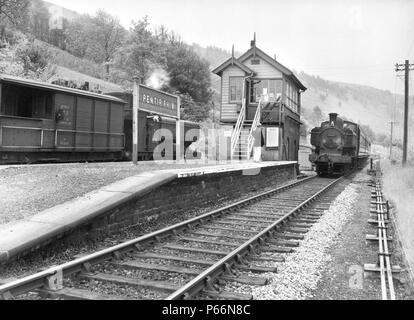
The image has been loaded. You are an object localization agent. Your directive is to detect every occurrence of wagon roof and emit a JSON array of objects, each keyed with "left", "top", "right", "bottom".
[{"left": 0, "top": 74, "right": 127, "bottom": 104}]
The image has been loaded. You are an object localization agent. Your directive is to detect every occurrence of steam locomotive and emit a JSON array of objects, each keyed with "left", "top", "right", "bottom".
[{"left": 309, "top": 113, "right": 370, "bottom": 176}]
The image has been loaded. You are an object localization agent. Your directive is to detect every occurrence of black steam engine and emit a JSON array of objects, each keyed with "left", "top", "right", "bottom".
[{"left": 309, "top": 113, "right": 370, "bottom": 176}]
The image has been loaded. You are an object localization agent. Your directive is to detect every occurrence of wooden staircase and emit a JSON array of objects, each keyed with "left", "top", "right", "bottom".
[
  {"left": 230, "top": 97, "right": 264, "bottom": 160},
  {"left": 232, "top": 126, "right": 251, "bottom": 160},
  {"left": 230, "top": 78, "right": 265, "bottom": 160}
]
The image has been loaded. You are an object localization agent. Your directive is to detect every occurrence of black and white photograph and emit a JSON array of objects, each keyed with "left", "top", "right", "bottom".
[{"left": 0, "top": 0, "right": 413, "bottom": 308}]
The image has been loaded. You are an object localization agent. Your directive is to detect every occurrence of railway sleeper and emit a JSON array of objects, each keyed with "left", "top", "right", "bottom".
[
  {"left": 363, "top": 264, "right": 402, "bottom": 277},
  {"left": 238, "top": 209, "right": 289, "bottom": 215},
  {"left": 290, "top": 218, "right": 319, "bottom": 223},
  {"left": 249, "top": 255, "right": 285, "bottom": 263},
  {"left": 201, "top": 225, "right": 260, "bottom": 234},
  {"left": 80, "top": 272, "right": 179, "bottom": 292},
  {"left": 368, "top": 218, "right": 389, "bottom": 224},
  {"left": 283, "top": 227, "right": 309, "bottom": 234},
  {"left": 177, "top": 236, "right": 240, "bottom": 247},
  {"left": 275, "top": 233, "right": 305, "bottom": 240},
  {"left": 263, "top": 197, "right": 309, "bottom": 202},
  {"left": 112, "top": 260, "right": 202, "bottom": 276},
  {"left": 266, "top": 239, "right": 300, "bottom": 247},
  {"left": 190, "top": 231, "right": 250, "bottom": 241},
  {"left": 134, "top": 252, "right": 215, "bottom": 266},
  {"left": 222, "top": 217, "right": 271, "bottom": 224},
  {"left": 237, "top": 264, "right": 277, "bottom": 273},
  {"left": 289, "top": 222, "right": 314, "bottom": 228},
  {"left": 215, "top": 220, "right": 267, "bottom": 228},
  {"left": 300, "top": 210, "right": 325, "bottom": 215},
  {"left": 220, "top": 274, "right": 269, "bottom": 286},
  {"left": 235, "top": 212, "right": 283, "bottom": 219},
  {"left": 297, "top": 214, "right": 321, "bottom": 220},
  {"left": 162, "top": 244, "right": 228, "bottom": 256},
  {"left": 365, "top": 234, "right": 393, "bottom": 242},
  {"left": 260, "top": 246, "right": 294, "bottom": 254}
]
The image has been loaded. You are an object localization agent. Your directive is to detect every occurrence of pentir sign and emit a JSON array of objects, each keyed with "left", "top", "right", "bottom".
[{"left": 139, "top": 84, "right": 179, "bottom": 119}]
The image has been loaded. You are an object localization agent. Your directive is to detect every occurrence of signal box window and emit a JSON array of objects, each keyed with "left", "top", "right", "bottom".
[
  {"left": 250, "top": 79, "right": 282, "bottom": 103},
  {"left": 229, "top": 77, "right": 243, "bottom": 102}
]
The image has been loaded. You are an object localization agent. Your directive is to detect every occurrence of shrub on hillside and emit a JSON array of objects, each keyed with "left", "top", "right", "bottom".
[
  {"left": 0, "top": 44, "right": 24, "bottom": 76},
  {"left": 16, "top": 41, "right": 50, "bottom": 74}
]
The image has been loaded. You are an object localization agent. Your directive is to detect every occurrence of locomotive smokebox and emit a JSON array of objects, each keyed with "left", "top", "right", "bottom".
[{"left": 329, "top": 113, "right": 338, "bottom": 126}]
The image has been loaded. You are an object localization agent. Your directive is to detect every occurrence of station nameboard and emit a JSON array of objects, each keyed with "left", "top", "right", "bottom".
[{"left": 139, "top": 84, "right": 179, "bottom": 118}]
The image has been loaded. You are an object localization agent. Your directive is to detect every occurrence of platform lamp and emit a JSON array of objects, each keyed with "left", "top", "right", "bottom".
[{"left": 132, "top": 75, "right": 143, "bottom": 165}]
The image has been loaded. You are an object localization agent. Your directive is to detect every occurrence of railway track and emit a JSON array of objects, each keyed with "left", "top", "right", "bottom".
[
  {"left": 0, "top": 175, "right": 345, "bottom": 300},
  {"left": 370, "top": 177, "right": 396, "bottom": 300}
]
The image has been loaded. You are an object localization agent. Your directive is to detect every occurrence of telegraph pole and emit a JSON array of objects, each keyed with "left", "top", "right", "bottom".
[{"left": 395, "top": 60, "right": 414, "bottom": 165}]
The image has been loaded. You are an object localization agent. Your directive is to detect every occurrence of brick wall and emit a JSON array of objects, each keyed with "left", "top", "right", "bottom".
[{"left": 80, "top": 163, "right": 297, "bottom": 239}]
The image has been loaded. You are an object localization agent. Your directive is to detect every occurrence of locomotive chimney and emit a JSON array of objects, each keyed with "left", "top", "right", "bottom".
[{"left": 329, "top": 113, "right": 338, "bottom": 125}]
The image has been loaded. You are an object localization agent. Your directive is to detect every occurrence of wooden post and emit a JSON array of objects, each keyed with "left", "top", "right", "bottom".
[
  {"left": 403, "top": 60, "right": 409, "bottom": 165},
  {"left": 132, "top": 76, "right": 142, "bottom": 165},
  {"left": 175, "top": 96, "right": 181, "bottom": 162}
]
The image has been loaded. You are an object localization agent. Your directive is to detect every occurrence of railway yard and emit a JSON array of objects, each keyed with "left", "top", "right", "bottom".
[{"left": 0, "top": 160, "right": 413, "bottom": 300}]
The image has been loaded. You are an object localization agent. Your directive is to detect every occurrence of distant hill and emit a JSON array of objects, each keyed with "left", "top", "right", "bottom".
[{"left": 297, "top": 72, "right": 414, "bottom": 140}]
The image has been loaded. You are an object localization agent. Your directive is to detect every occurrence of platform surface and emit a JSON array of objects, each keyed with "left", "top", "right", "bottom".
[{"left": 0, "top": 160, "right": 296, "bottom": 263}]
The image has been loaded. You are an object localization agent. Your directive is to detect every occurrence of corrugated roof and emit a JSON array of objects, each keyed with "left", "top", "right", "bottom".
[{"left": 0, "top": 74, "right": 127, "bottom": 104}]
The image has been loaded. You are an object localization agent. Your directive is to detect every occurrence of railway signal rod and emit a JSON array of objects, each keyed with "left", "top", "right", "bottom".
[{"left": 395, "top": 60, "right": 414, "bottom": 165}]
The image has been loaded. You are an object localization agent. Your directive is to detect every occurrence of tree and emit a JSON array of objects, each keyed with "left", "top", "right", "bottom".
[
  {"left": 166, "top": 43, "right": 212, "bottom": 105},
  {"left": 179, "top": 93, "right": 211, "bottom": 122},
  {"left": 0, "top": 0, "right": 29, "bottom": 27},
  {"left": 111, "top": 16, "right": 158, "bottom": 78},
  {"left": 359, "top": 123, "right": 376, "bottom": 142},
  {"left": 64, "top": 11, "right": 126, "bottom": 75},
  {"left": 64, "top": 14, "right": 97, "bottom": 58},
  {"left": 93, "top": 10, "right": 126, "bottom": 74},
  {"left": 16, "top": 40, "right": 51, "bottom": 76},
  {"left": 311, "top": 105, "right": 324, "bottom": 126}
]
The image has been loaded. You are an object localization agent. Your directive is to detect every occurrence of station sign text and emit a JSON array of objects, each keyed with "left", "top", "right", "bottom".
[{"left": 139, "top": 85, "right": 178, "bottom": 118}]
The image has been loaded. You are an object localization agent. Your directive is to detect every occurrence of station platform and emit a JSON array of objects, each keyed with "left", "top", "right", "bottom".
[{"left": 0, "top": 161, "right": 297, "bottom": 264}]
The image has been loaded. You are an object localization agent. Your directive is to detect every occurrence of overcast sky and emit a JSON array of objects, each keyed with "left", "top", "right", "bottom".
[{"left": 46, "top": 0, "right": 414, "bottom": 93}]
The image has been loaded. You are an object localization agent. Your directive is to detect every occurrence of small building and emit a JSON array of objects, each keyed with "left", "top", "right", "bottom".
[{"left": 212, "top": 36, "right": 306, "bottom": 161}]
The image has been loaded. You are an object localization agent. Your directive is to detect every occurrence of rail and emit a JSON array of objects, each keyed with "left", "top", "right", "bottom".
[
  {"left": 0, "top": 175, "right": 318, "bottom": 299},
  {"left": 373, "top": 178, "right": 396, "bottom": 300},
  {"left": 166, "top": 176, "right": 343, "bottom": 299}
]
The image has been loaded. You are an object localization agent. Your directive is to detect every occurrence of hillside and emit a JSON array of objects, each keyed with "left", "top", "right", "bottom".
[{"left": 298, "top": 72, "right": 414, "bottom": 137}]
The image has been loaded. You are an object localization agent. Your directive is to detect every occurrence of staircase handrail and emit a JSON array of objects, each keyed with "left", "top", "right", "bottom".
[
  {"left": 247, "top": 96, "right": 264, "bottom": 158},
  {"left": 230, "top": 82, "right": 247, "bottom": 157}
]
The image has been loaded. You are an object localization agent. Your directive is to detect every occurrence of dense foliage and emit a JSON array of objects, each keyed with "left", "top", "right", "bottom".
[{"left": 0, "top": 2, "right": 213, "bottom": 121}]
